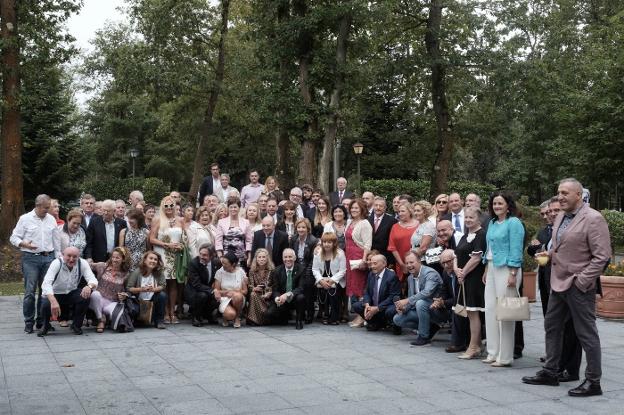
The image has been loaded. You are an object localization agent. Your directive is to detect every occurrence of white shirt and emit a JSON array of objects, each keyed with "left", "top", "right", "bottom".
[
  {"left": 212, "top": 176, "right": 220, "bottom": 194},
  {"left": 452, "top": 230, "right": 464, "bottom": 247},
  {"left": 139, "top": 274, "right": 155, "bottom": 301},
  {"left": 41, "top": 258, "right": 97, "bottom": 296},
  {"left": 10, "top": 210, "right": 61, "bottom": 256},
  {"left": 104, "top": 220, "right": 115, "bottom": 253},
  {"left": 83, "top": 212, "right": 95, "bottom": 228}
]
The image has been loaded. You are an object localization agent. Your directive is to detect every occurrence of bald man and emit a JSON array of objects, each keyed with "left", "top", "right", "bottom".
[
  {"left": 250, "top": 216, "right": 289, "bottom": 267},
  {"left": 351, "top": 255, "right": 401, "bottom": 332},
  {"left": 39, "top": 247, "right": 98, "bottom": 336}
]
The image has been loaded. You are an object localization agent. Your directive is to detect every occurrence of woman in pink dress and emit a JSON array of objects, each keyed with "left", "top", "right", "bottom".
[{"left": 344, "top": 199, "right": 373, "bottom": 328}]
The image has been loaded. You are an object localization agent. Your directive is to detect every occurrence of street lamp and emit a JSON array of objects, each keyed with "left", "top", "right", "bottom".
[
  {"left": 352, "top": 142, "right": 364, "bottom": 195},
  {"left": 129, "top": 148, "right": 139, "bottom": 186}
]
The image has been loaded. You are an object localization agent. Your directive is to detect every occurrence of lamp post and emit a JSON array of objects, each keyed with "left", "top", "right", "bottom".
[
  {"left": 129, "top": 148, "right": 139, "bottom": 187},
  {"left": 352, "top": 142, "right": 364, "bottom": 195}
]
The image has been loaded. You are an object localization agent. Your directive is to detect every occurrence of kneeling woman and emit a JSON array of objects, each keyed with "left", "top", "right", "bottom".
[
  {"left": 126, "top": 251, "right": 167, "bottom": 328},
  {"left": 89, "top": 247, "right": 131, "bottom": 332},
  {"left": 214, "top": 252, "right": 248, "bottom": 328},
  {"left": 312, "top": 232, "right": 346, "bottom": 325}
]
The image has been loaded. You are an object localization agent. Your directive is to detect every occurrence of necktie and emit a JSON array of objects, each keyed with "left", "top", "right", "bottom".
[
  {"left": 339, "top": 191, "right": 344, "bottom": 202},
  {"left": 374, "top": 216, "right": 381, "bottom": 232},
  {"left": 286, "top": 269, "right": 293, "bottom": 292},
  {"left": 373, "top": 274, "right": 380, "bottom": 305},
  {"left": 454, "top": 214, "right": 462, "bottom": 232},
  {"left": 266, "top": 236, "right": 273, "bottom": 256}
]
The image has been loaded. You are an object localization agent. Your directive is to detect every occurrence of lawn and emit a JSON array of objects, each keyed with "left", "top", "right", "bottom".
[{"left": 0, "top": 282, "right": 23, "bottom": 296}]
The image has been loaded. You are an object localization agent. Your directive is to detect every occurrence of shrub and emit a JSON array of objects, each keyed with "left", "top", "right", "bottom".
[
  {"left": 602, "top": 210, "right": 624, "bottom": 249},
  {"left": 81, "top": 177, "right": 170, "bottom": 205}
]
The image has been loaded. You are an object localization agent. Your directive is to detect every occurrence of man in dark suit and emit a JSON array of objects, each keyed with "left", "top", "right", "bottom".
[
  {"left": 185, "top": 243, "right": 221, "bottom": 326},
  {"left": 266, "top": 249, "right": 306, "bottom": 329},
  {"left": 250, "top": 216, "right": 289, "bottom": 267},
  {"left": 368, "top": 197, "right": 397, "bottom": 266},
  {"left": 85, "top": 200, "right": 126, "bottom": 262},
  {"left": 528, "top": 200, "right": 555, "bottom": 316},
  {"left": 80, "top": 193, "right": 98, "bottom": 231},
  {"left": 523, "top": 178, "right": 611, "bottom": 397},
  {"left": 329, "top": 177, "right": 355, "bottom": 208},
  {"left": 198, "top": 162, "right": 220, "bottom": 206},
  {"left": 352, "top": 254, "right": 401, "bottom": 332}
]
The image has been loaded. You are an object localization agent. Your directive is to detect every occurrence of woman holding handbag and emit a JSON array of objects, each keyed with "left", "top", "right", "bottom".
[
  {"left": 454, "top": 207, "right": 487, "bottom": 359},
  {"left": 312, "top": 233, "right": 347, "bottom": 325},
  {"left": 483, "top": 192, "right": 525, "bottom": 367},
  {"left": 125, "top": 251, "right": 167, "bottom": 329}
]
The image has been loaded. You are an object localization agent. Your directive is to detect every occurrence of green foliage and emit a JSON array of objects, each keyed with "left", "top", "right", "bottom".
[
  {"left": 362, "top": 179, "right": 496, "bottom": 205},
  {"left": 602, "top": 210, "right": 624, "bottom": 249},
  {"left": 81, "top": 177, "right": 170, "bottom": 205}
]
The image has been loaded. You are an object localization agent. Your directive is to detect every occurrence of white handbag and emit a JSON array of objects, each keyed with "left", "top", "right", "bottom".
[{"left": 496, "top": 288, "right": 530, "bottom": 321}]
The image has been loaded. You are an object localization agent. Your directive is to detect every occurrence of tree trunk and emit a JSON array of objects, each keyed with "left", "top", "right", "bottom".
[
  {"left": 273, "top": 1, "right": 293, "bottom": 189},
  {"left": 189, "top": 0, "right": 229, "bottom": 202},
  {"left": 0, "top": 0, "right": 23, "bottom": 241},
  {"left": 295, "top": 0, "right": 319, "bottom": 186},
  {"left": 318, "top": 12, "right": 351, "bottom": 194},
  {"left": 426, "top": 0, "right": 453, "bottom": 198}
]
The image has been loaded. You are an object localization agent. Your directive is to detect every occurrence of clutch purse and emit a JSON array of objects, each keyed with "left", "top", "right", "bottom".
[
  {"left": 349, "top": 259, "right": 363, "bottom": 269},
  {"left": 496, "top": 288, "right": 530, "bottom": 321},
  {"left": 424, "top": 246, "right": 443, "bottom": 265},
  {"left": 452, "top": 283, "right": 468, "bottom": 317}
]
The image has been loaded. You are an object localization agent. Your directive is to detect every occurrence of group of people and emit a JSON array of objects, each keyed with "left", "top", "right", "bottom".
[{"left": 10, "top": 164, "right": 611, "bottom": 398}]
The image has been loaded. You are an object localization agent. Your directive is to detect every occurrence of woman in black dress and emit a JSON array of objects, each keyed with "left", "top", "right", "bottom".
[{"left": 455, "top": 206, "right": 487, "bottom": 359}]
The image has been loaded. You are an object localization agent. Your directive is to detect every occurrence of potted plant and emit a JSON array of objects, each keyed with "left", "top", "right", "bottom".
[
  {"left": 597, "top": 261, "right": 624, "bottom": 319},
  {"left": 522, "top": 251, "right": 537, "bottom": 302}
]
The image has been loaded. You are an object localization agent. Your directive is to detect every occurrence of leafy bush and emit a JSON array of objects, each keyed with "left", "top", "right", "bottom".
[
  {"left": 362, "top": 179, "right": 496, "bottom": 208},
  {"left": 602, "top": 210, "right": 624, "bottom": 249},
  {"left": 81, "top": 177, "right": 170, "bottom": 205}
]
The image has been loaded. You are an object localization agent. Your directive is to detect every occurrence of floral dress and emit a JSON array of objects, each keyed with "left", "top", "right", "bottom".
[
  {"left": 124, "top": 227, "right": 147, "bottom": 271},
  {"left": 246, "top": 268, "right": 271, "bottom": 325},
  {"left": 223, "top": 226, "right": 246, "bottom": 265},
  {"left": 154, "top": 226, "right": 183, "bottom": 279}
]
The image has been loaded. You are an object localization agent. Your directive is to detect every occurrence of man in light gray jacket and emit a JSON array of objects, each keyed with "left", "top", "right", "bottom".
[{"left": 393, "top": 251, "right": 448, "bottom": 345}]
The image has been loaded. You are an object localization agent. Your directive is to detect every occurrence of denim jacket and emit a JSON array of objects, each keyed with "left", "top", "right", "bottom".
[{"left": 484, "top": 216, "right": 524, "bottom": 268}]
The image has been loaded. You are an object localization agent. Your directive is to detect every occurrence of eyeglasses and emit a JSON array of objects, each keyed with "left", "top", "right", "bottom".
[
  {"left": 441, "top": 260, "right": 453, "bottom": 266},
  {"left": 436, "top": 200, "right": 448, "bottom": 205},
  {"left": 164, "top": 204, "right": 175, "bottom": 209}
]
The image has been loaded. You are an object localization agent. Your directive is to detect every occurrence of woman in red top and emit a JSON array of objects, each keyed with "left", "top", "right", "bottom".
[{"left": 387, "top": 201, "right": 419, "bottom": 282}]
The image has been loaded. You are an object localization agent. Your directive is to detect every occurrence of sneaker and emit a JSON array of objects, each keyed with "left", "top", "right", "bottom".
[{"left": 410, "top": 336, "right": 431, "bottom": 346}]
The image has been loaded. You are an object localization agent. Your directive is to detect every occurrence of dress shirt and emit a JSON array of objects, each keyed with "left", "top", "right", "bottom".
[
  {"left": 84, "top": 212, "right": 94, "bottom": 228},
  {"left": 10, "top": 210, "right": 61, "bottom": 256},
  {"left": 295, "top": 204, "right": 304, "bottom": 220},
  {"left": 41, "top": 258, "right": 97, "bottom": 296},
  {"left": 556, "top": 206, "right": 581, "bottom": 244},
  {"left": 212, "top": 176, "right": 220, "bottom": 194},
  {"left": 452, "top": 210, "right": 464, "bottom": 232},
  {"left": 373, "top": 215, "right": 382, "bottom": 232},
  {"left": 104, "top": 220, "right": 115, "bottom": 253},
  {"left": 241, "top": 183, "right": 263, "bottom": 207},
  {"left": 373, "top": 269, "right": 385, "bottom": 305}
]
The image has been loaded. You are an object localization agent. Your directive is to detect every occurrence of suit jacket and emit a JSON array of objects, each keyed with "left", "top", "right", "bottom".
[
  {"left": 198, "top": 175, "right": 219, "bottom": 206},
  {"left": 85, "top": 216, "right": 127, "bottom": 262},
  {"left": 362, "top": 268, "right": 401, "bottom": 312},
  {"left": 269, "top": 263, "right": 305, "bottom": 299},
  {"left": 550, "top": 204, "right": 611, "bottom": 293},
  {"left": 527, "top": 225, "right": 552, "bottom": 290},
  {"left": 439, "top": 270, "right": 456, "bottom": 311},
  {"left": 329, "top": 190, "right": 355, "bottom": 208},
  {"left": 186, "top": 257, "right": 221, "bottom": 294},
  {"left": 250, "top": 229, "right": 290, "bottom": 267},
  {"left": 405, "top": 265, "right": 443, "bottom": 309},
  {"left": 81, "top": 213, "right": 100, "bottom": 232},
  {"left": 368, "top": 213, "right": 397, "bottom": 265},
  {"left": 289, "top": 234, "right": 318, "bottom": 266}
]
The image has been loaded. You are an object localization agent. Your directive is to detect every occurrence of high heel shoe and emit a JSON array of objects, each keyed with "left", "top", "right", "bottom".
[
  {"left": 482, "top": 356, "right": 496, "bottom": 364},
  {"left": 349, "top": 315, "right": 365, "bottom": 328},
  {"left": 457, "top": 346, "right": 481, "bottom": 360}
]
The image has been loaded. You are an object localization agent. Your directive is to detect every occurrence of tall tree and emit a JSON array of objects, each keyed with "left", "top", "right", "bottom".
[{"left": 0, "top": 0, "right": 22, "bottom": 240}]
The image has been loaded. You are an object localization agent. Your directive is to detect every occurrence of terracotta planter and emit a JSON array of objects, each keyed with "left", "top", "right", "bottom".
[
  {"left": 522, "top": 271, "right": 537, "bottom": 303},
  {"left": 597, "top": 275, "right": 624, "bottom": 319}
]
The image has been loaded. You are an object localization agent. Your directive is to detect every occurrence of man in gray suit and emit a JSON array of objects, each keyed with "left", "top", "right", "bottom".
[{"left": 522, "top": 178, "right": 611, "bottom": 397}]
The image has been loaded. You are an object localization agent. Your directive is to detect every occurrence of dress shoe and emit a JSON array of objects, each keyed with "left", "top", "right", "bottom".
[
  {"left": 36, "top": 322, "right": 43, "bottom": 330},
  {"left": 24, "top": 322, "right": 34, "bottom": 334},
  {"left": 558, "top": 371, "right": 580, "bottom": 383},
  {"left": 70, "top": 325, "right": 83, "bottom": 335},
  {"left": 192, "top": 318, "right": 204, "bottom": 327},
  {"left": 445, "top": 345, "right": 467, "bottom": 353},
  {"left": 37, "top": 325, "right": 52, "bottom": 337},
  {"left": 366, "top": 324, "right": 380, "bottom": 332},
  {"left": 568, "top": 379, "right": 602, "bottom": 397},
  {"left": 513, "top": 351, "right": 523, "bottom": 359},
  {"left": 392, "top": 325, "right": 402, "bottom": 335},
  {"left": 410, "top": 336, "right": 431, "bottom": 346},
  {"left": 482, "top": 356, "right": 496, "bottom": 364},
  {"left": 522, "top": 370, "right": 560, "bottom": 386},
  {"left": 295, "top": 320, "right": 304, "bottom": 330}
]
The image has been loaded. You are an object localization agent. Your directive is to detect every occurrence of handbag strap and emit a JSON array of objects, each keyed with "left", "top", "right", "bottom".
[{"left": 455, "top": 282, "right": 466, "bottom": 306}]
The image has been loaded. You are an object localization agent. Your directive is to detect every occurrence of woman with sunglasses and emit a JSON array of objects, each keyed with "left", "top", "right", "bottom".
[
  {"left": 431, "top": 194, "right": 449, "bottom": 222},
  {"left": 150, "top": 196, "right": 185, "bottom": 324}
]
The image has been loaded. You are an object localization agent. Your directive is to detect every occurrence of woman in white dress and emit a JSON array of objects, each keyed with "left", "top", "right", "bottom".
[
  {"left": 214, "top": 252, "right": 248, "bottom": 328},
  {"left": 150, "top": 196, "right": 185, "bottom": 324}
]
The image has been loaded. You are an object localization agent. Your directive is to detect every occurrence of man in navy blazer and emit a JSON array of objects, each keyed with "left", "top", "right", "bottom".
[
  {"left": 352, "top": 254, "right": 400, "bottom": 331},
  {"left": 85, "top": 200, "right": 126, "bottom": 263},
  {"left": 368, "top": 197, "right": 397, "bottom": 266}
]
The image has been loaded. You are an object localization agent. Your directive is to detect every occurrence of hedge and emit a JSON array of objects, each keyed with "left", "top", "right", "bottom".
[
  {"left": 362, "top": 179, "right": 497, "bottom": 208},
  {"left": 81, "top": 177, "right": 170, "bottom": 205},
  {"left": 602, "top": 210, "right": 624, "bottom": 249}
]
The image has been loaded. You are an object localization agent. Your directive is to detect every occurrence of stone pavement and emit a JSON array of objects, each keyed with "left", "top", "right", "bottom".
[{"left": 0, "top": 296, "right": 622, "bottom": 415}]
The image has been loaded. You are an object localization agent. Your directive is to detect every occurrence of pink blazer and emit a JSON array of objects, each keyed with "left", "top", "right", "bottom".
[
  {"left": 550, "top": 204, "right": 611, "bottom": 293},
  {"left": 214, "top": 217, "right": 253, "bottom": 253}
]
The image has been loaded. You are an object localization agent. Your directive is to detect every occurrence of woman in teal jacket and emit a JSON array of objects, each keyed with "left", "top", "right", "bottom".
[{"left": 483, "top": 191, "right": 525, "bottom": 367}]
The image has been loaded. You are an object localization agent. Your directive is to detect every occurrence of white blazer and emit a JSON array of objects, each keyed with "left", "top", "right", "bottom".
[{"left": 312, "top": 249, "right": 347, "bottom": 288}]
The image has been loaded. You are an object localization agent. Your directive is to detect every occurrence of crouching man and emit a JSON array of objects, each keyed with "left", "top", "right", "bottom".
[{"left": 39, "top": 247, "right": 98, "bottom": 336}]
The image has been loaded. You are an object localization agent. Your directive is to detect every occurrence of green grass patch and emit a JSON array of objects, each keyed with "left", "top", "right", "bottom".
[{"left": 0, "top": 281, "right": 24, "bottom": 296}]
